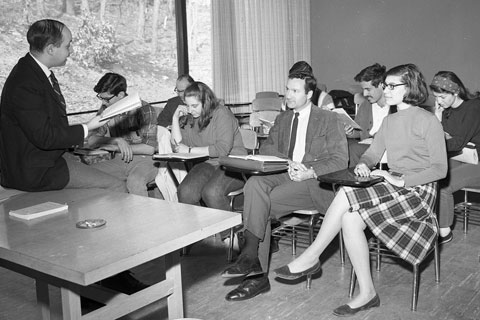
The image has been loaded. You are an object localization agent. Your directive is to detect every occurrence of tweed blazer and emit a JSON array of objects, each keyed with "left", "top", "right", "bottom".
[{"left": 259, "top": 105, "right": 348, "bottom": 207}]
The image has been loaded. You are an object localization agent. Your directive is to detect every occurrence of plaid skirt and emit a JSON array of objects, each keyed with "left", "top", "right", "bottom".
[{"left": 343, "top": 182, "right": 438, "bottom": 265}]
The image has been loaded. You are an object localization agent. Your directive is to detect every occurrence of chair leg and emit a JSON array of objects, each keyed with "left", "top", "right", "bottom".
[
  {"left": 227, "top": 227, "right": 234, "bottom": 262},
  {"left": 349, "top": 267, "right": 356, "bottom": 297},
  {"left": 339, "top": 230, "right": 345, "bottom": 265},
  {"left": 375, "top": 238, "right": 382, "bottom": 272},
  {"left": 308, "top": 215, "right": 315, "bottom": 244},
  {"left": 292, "top": 226, "right": 297, "bottom": 256},
  {"left": 434, "top": 241, "right": 440, "bottom": 283},
  {"left": 464, "top": 190, "right": 469, "bottom": 234},
  {"left": 411, "top": 264, "right": 420, "bottom": 311}
]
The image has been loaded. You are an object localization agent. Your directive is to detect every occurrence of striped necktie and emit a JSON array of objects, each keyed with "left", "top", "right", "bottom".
[
  {"left": 49, "top": 71, "right": 66, "bottom": 107},
  {"left": 287, "top": 112, "right": 299, "bottom": 160}
]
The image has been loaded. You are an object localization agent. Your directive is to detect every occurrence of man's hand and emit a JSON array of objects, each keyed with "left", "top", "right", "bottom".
[
  {"left": 173, "top": 143, "right": 189, "bottom": 153},
  {"left": 288, "top": 161, "right": 315, "bottom": 182},
  {"left": 114, "top": 137, "right": 133, "bottom": 163},
  {"left": 85, "top": 115, "right": 107, "bottom": 131},
  {"left": 344, "top": 124, "right": 354, "bottom": 136}
]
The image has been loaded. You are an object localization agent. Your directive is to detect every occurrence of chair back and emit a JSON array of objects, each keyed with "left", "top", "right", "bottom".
[
  {"left": 239, "top": 128, "right": 258, "bottom": 154},
  {"left": 255, "top": 91, "right": 279, "bottom": 99},
  {"left": 252, "top": 94, "right": 282, "bottom": 112}
]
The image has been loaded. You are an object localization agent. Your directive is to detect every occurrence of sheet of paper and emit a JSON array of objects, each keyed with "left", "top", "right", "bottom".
[
  {"left": 100, "top": 91, "right": 142, "bottom": 121},
  {"left": 332, "top": 108, "right": 361, "bottom": 130}
]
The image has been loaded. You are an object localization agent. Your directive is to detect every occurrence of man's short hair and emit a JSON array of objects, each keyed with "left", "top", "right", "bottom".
[
  {"left": 288, "top": 72, "right": 317, "bottom": 95},
  {"left": 354, "top": 63, "right": 386, "bottom": 88},
  {"left": 27, "top": 19, "right": 66, "bottom": 53},
  {"left": 94, "top": 73, "right": 127, "bottom": 96},
  {"left": 177, "top": 74, "right": 195, "bottom": 84}
]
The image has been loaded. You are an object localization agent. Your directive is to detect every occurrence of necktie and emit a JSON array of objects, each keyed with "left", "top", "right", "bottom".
[
  {"left": 49, "top": 71, "right": 66, "bottom": 107},
  {"left": 288, "top": 112, "right": 299, "bottom": 159}
]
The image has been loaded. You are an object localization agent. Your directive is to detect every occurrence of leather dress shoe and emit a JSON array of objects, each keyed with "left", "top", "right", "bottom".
[
  {"left": 273, "top": 261, "right": 321, "bottom": 280},
  {"left": 333, "top": 294, "right": 380, "bottom": 317},
  {"left": 101, "top": 271, "right": 148, "bottom": 295},
  {"left": 221, "top": 254, "right": 263, "bottom": 278},
  {"left": 270, "top": 236, "right": 280, "bottom": 254},
  {"left": 225, "top": 275, "right": 270, "bottom": 301},
  {"left": 439, "top": 231, "right": 453, "bottom": 245}
]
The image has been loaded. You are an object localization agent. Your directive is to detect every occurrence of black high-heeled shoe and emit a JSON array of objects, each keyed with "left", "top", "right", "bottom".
[
  {"left": 273, "top": 261, "right": 321, "bottom": 280},
  {"left": 333, "top": 294, "right": 380, "bottom": 316}
]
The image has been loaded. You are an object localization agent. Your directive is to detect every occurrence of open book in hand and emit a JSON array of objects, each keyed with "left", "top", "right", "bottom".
[
  {"left": 332, "top": 108, "right": 362, "bottom": 130},
  {"left": 100, "top": 91, "right": 142, "bottom": 121},
  {"left": 451, "top": 142, "right": 478, "bottom": 164}
]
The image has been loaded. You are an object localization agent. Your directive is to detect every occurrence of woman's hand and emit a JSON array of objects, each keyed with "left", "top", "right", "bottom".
[
  {"left": 173, "top": 105, "right": 188, "bottom": 120},
  {"left": 354, "top": 163, "right": 370, "bottom": 177},
  {"left": 370, "top": 170, "right": 405, "bottom": 187},
  {"left": 172, "top": 143, "right": 189, "bottom": 153}
]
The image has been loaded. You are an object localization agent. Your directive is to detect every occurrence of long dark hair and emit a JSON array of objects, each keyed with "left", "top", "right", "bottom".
[
  {"left": 430, "top": 71, "right": 480, "bottom": 100},
  {"left": 182, "top": 82, "right": 220, "bottom": 131}
]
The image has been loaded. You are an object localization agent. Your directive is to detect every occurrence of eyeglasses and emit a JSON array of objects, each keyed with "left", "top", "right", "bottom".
[
  {"left": 96, "top": 93, "right": 117, "bottom": 103},
  {"left": 382, "top": 83, "right": 406, "bottom": 90},
  {"left": 174, "top": 87, "right": 185, "bottom": 94}
]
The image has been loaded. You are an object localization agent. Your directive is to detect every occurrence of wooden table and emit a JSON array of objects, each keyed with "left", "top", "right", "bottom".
[{"left": 0, "top": 189, "right": 241, "bottom": 319}]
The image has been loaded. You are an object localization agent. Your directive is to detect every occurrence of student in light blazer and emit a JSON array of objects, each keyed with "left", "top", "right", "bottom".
[
  {"left": 221, "top": 71, "right": 348, "bottom": 302},
  {"left": 0, "top": 19, "right": 125, "bottom": 192}
]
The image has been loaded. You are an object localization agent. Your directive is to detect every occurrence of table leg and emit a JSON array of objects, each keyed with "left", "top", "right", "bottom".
[
  {"left": 61, "top": 287, "right": 82, "bottom": 320},
  {"left": 166, "top": 251, "right": 184, "bottom": 319},
  {"left": 36, "top": 280, "right": 50, "bottom": 320}
]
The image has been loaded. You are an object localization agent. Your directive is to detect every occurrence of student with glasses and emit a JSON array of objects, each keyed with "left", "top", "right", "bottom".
[
  {"left": 430, "top": 71, "right": 480, "bottom": 245},
  {"left": 274, "top": 64, "right": 447, "bottom": 316},
  {"left": 86, "top": 72, "right": 159, "bottom": 197},
  {"left": 157, "top": 74, "right": 195, "bottom": 128}
]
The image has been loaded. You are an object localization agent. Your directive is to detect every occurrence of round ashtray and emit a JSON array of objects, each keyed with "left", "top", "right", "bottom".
[{"left": 76, "top": 219, "right": 106, "bottom": 229}]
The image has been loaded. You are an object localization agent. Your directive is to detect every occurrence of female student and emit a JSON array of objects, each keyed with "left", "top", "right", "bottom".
[
  {"left": 430, "top": 71, "right": 480, "bottom": 243},
  {"left": 170, "top": 81, "right": 246, "bottom": 212},
  {"left": 274, "top": 64, "right": 447, "bottom": 316}
]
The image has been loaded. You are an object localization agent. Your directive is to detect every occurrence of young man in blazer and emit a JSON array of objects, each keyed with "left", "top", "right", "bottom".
[
  {"left": 221, "top": 71, "right": 348, "bottom": 301},
  {"left": 345, "top": 63, "right": 396, "bottom": 166},
  {"left": 0, "top": 19, "right": 126, "bottom": 192}
]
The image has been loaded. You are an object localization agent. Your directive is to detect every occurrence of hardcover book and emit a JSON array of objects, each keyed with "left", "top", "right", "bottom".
[{"left": 9, "top": 202, "right": 68, "bottom": 221}]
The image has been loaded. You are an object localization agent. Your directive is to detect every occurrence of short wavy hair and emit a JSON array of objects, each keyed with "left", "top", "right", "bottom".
[
  {"left": 288, "top": 72, "right": 317, "bottom": 95},
  {"left": 354, "top": 63, "right": 386, "bottom": 88},
  {"left": 27, "top": 19, "right": 66, "bottom": 53},
  {"left": 384, "top": 64, "right": 428, "bottom": 106}
]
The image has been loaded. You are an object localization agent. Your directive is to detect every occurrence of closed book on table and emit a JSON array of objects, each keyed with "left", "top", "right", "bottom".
[
  {"left": 9, "top": 202, "right": 68, "bottom": 221},
  {"left": 219, "top": 155, "right": 288, "bottom": 173}
]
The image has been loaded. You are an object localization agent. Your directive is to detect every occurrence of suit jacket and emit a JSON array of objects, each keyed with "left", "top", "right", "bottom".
[
  {"left": 260, "top": 105, "right": 348, "bottom": 208},
  {"left": 0, "top": 53, "right": 84, "bottom": 191},
  {"left": 351, "top": 100, "right": 397, "bottom": 140}
]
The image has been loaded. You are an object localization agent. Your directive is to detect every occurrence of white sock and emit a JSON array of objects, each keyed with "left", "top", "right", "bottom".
[{"left": 439, "top": 227, "right": 451, "bottom": 237}]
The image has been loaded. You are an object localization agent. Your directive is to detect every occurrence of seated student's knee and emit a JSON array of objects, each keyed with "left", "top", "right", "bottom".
[
  {"left": 244, "top": 176, "right": 268, "bottom": 193},
  {"left": 177, "top": 182, "right": 198, "bottom": 204},
  {"left": 126, "top": 178, "right": 149, "bottom": 197},
  {"left": 342, "top": 211, "right": 366, "bottom": 230},
  {"left": 111, "top": 180, "right": 128, "bottom": 193}
]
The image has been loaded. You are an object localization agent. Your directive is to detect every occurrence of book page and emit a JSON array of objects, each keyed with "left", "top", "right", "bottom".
[
  {"left": 229, "top": 155, "right": 288, "bottom": 163},
  {"left": 100, "top": 91, "right": 142, "bottom": 121},
  {"left": 332, "top": 108, "right": 361, "bottom": 130},
  {"left": 153, "top": 153, "right": 208, "bottom": 160}
]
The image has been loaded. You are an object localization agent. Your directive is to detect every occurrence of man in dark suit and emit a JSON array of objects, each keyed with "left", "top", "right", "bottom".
[
  {"left": 0, "top": 19, "right": 126, "bottom": 192},
  {"left": 0, "top": 19, "right": 147, "bottom": 296},
  {"left": 345, "top": 63, "right": 396, "bottom": 166},
  {"left": 222, "top": 72, "right": 348, "bottom": 301}
]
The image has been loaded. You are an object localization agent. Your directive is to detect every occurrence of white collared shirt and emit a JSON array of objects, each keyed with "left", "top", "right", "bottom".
[
  {"left": 291, "top": 103, "right": 312, "bottom": 162},
  {"left": 29, "top": 53, "right": 88, "bottom": 138},
  {"left": 369, "top": 102, "right": 389, "bottom": 136}
]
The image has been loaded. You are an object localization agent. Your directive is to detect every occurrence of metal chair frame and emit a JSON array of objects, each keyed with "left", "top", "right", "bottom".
[{"left": 454, "top": 187, "right": 480, "bottom": 233}]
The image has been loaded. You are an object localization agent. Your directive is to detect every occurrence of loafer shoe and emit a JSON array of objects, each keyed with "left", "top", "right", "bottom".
[
  {"left": 333, "top": 294, "right": 380, "bottom": 317},
  {"left": 273, "top": 261, "right": 321, "bottom": 280},
  {"left": 221, "top": 254, "right": 263, "bottom": 278},
  {"left": 439, "top": 231, "right": 453, "bottom": 245},
  {"left": 270, "top": 237, "right": 280, "bottom": 254},
  {"left": 225, "top": 275, "right": 270, "bottom": 301}
]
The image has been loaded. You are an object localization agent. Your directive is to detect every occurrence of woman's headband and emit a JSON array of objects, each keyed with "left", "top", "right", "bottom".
[{"left": 431, "top": 76, "right": 460, "bottom": 94}]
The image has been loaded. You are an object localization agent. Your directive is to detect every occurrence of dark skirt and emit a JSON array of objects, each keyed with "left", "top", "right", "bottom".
[{"left": 343, "top": 182, "right": 438, "bottom": 265}]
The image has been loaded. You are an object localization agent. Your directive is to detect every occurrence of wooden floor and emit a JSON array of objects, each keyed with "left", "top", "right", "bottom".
[{"left": 1, "top": 219, "right": 479, "bottom": 320}]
